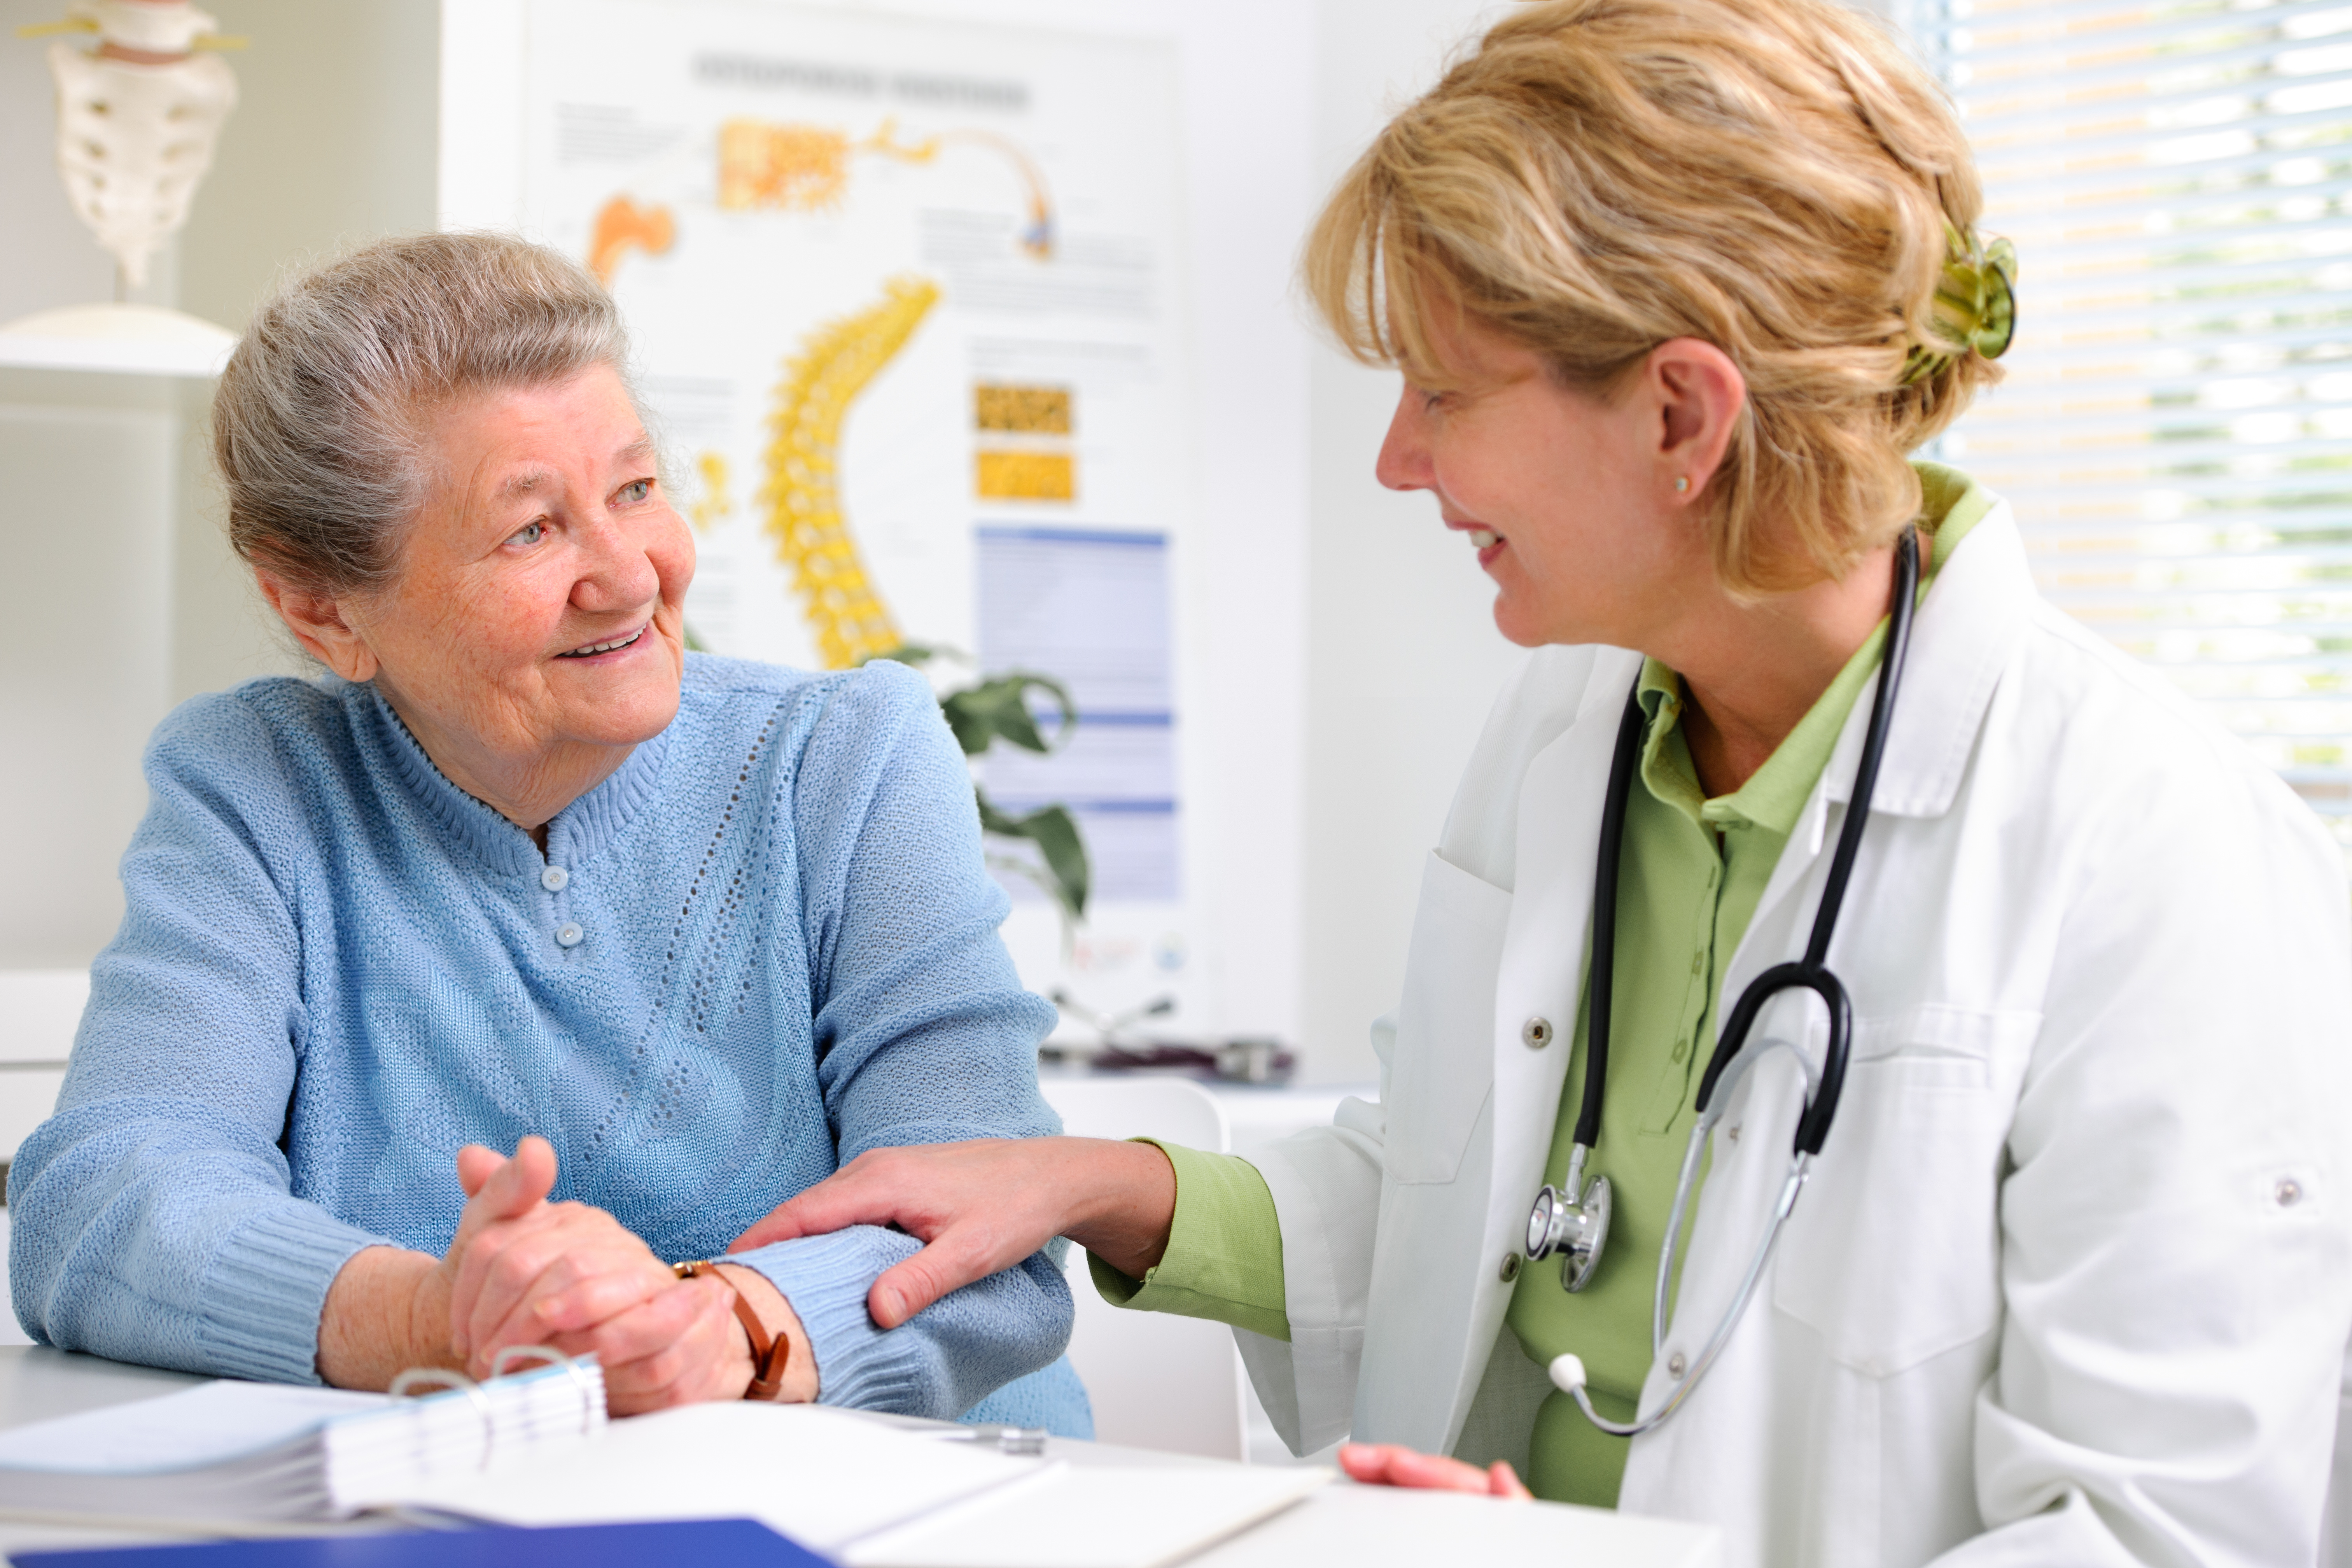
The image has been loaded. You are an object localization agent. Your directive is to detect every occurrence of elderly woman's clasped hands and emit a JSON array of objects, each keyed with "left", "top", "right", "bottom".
[{"left": 329, "top": 1138, "right": 816, "bottom": 1414}]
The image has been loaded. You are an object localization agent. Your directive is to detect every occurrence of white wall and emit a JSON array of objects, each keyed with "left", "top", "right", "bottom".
[
  {"left": 0, "top": 0, "right": 437, "bottom": 986},
  {"left": 1297, "top": 1, "right": 1529, "bottom": 1082},
  {"left": 2, "top": 2, "right": 182, "bottom": 973},
  {"left": 171, "top": 0, "right": 442, "bottom": 707}
]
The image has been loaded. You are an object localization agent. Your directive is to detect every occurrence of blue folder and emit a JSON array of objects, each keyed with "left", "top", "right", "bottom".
[{"left": 9, "top": 1518, "right": 833, "bottom": 1568}]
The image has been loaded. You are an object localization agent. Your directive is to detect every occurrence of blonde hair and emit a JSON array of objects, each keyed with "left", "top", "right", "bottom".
[
  {"left": 1303, "top": 0, "right": 2001, "bottom": 594},
  {"left": 215, "top": 232, "right": 631, "bottom": 597}
]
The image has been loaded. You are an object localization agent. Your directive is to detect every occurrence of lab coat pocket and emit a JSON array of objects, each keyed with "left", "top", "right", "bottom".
[
  {"left": 1770, "top": 1004, "right": 2038, "bottom": 1374},
  {"left": 1383, "top": 851, "right": 1512, "bottom": 1185}
]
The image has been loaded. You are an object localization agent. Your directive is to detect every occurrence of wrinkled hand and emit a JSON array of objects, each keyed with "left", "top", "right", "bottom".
[
  {"left": 1338, "top": 1444, "right": 1533, "bottom": 1500},
  {"left": 730, "top": 1136, "right": 1174, "bottom": 1329},
  {"left": 438, "top": 1136, "right": 755, "bottom": 1415}
]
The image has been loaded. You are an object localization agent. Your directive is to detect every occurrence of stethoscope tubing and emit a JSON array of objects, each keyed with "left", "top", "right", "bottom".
[
  {"left": 1573, "top": 1151, "right": 1812, "bottom": 1438},
  {"left": 1549, "top": 527, "right": 1922, "bottom": 1436}
]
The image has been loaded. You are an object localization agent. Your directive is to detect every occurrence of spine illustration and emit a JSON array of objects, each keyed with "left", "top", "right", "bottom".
[{"left": 760, "top": 275, "right": 940, "bottom": 668}]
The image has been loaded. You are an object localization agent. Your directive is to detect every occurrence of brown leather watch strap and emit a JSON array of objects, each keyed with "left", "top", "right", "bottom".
[{"left": 673, "top": 1260, "right": 792, "bottom": 1401}]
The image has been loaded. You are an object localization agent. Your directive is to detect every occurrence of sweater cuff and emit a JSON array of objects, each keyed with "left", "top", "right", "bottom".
[
  {"left": 732, "top": 1227, "right": 932, "bottom": 1413},
  {"left": 198, "top": 1201, "right": 392, "bottom": 1385}
]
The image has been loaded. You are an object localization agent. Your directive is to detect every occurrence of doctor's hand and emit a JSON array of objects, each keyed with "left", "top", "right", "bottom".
[
  {"left": 440, "top": 1137, "right": 816, "bottom": 1412},
  {"left": 730, "top": 1136, "right": 1177, "bottom": 1328},
  {"left": 1338, "top": 1444, "right": 1533, "bottom": 1500}
]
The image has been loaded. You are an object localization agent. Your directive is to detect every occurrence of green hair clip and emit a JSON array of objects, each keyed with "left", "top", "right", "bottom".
[{"left": 1901, "top": 222, "right": 2017, "bottom": 386}]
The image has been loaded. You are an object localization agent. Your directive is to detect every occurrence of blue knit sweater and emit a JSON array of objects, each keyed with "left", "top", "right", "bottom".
[{"left": 9, "top": 654, "right": 1087, "bottom": 1433}]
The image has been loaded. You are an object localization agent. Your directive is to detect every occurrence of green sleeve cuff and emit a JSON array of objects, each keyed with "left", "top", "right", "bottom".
[{"left": 1086, "top": 1139, "right": 1290, "bottom": 1342}]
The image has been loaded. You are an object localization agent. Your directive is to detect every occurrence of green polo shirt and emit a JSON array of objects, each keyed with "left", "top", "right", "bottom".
[{"left": 1094, "top": 466, "right": 1990, "bottom": 1505}]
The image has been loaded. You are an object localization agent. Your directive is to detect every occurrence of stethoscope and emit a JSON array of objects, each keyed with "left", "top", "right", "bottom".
[{"left": 1524, "top": 527, "right": 1919, "bottom": 1437}]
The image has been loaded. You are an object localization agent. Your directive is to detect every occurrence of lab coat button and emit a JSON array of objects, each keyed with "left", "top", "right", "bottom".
[
  {"left": 1667, "top": 1352, "right": 1687, "bottom": 1379},
  {"left": 541, "top": 866, "right": 569, "bottom": 892},
  {"left": 1521, "top": 1017, "right": 1554, "bottom": 1049},
  {"left": 555, "top": 922, "right": 584, "bottom": 948},
  {"left": 2277, "top": 1179, "right": 2304, "bottom": 1208},
  {"left": 1499, "top": 1253, "right": 1522, "bottom": 1283}
]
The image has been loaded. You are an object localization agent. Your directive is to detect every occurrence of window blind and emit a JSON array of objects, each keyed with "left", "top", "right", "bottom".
[{"left": 1913, "top": 0, "right": 2352, "bottom": 865}]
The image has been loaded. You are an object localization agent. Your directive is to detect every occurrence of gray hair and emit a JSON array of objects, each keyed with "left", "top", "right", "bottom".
[{"left": 214, "top": 231, "right": 631, "bottom": 597}]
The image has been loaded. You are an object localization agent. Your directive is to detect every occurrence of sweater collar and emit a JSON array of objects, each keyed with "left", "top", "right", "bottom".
[{"left": 360, "top": 682, "right": 671, "bottom": 875}]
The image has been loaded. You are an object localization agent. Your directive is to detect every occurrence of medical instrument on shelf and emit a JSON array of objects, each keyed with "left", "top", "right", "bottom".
[{"left": 1527, "top": 526, "right": 1920, "bottom": 1437}]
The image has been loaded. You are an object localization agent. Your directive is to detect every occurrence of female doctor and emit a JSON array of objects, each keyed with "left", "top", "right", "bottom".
[{"left": 736, "top": 0, "right": 2352, "bottom": 1559}]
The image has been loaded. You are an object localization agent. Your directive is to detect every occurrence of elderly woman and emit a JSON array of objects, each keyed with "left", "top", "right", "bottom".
[
  {"left": 9, "top": 233, "right": 1085, "bottom": 1431},
  {"left": 743, "top": 0, "right": 2352, "bottom": 1561}
]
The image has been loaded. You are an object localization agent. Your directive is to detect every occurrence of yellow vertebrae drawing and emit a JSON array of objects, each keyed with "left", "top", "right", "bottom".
[
  {"left": 761, "top": 276, "right": 940, "bottom": 669},
  {"left": 690, "top": 450, "right": 732, "bottom": 531}
]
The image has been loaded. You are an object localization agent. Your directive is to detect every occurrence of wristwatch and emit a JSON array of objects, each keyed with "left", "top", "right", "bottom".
[{"left": 673, "top": 1260, "right": 792, "bottom": 1401}]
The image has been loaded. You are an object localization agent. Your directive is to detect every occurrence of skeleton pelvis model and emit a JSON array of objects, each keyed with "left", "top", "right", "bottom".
[{"left": 38, "top": 0, "right": 240, "bottom": 292}]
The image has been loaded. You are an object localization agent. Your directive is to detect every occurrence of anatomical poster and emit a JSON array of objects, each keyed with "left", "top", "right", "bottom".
[{"left": 514, "top": 0, "right": 1196, "bottom": 1026}]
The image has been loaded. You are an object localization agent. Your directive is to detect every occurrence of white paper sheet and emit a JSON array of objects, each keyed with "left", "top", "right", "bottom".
[
  {"left": 400, "top": 1403, "right": 1052, "bottom": 1555},
  {"left": 842, "top": 1463, "right": 1329, "bottom": 1568},
  {"left": 0, "top": 1381, "right": 385, "bottom": 1475}
]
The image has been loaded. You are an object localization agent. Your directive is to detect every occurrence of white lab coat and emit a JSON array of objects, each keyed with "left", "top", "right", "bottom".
[{"left": 1239, "top": 502, "right": 2352, "bottom": 1566}]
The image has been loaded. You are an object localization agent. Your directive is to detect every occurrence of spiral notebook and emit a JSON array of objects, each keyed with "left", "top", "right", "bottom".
[
  {"left": 399, "top": 1401, "right": 1333, "bottom": 1568},
  {"left": 0, "top": 1354, "right": 607, "bottom": 1526},
  {"left": 0, "top": 1366, "right": 1330, "bottom": 1566}
]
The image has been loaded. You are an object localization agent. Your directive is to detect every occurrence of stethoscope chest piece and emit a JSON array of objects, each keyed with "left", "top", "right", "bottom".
[{"left": 1526, "top": 1165, "right": 1612, "bottom": 1292}]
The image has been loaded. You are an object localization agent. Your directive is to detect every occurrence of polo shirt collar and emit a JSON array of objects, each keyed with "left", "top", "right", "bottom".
[{"left": 1637, "top": 462, "right": 2003, "bottom": 836}]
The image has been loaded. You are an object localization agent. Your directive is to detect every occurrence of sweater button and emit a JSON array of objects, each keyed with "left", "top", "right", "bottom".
[
  {"left": 555, "top": 922, "right": 584, "bottom": 948},
  {"left": 542, "top": 866, "right": 569, "bottom": 892}
]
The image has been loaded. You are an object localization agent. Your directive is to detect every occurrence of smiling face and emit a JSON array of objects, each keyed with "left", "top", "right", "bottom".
[
  {"left": 1374, "top": 313, "right": 1717, "bottom": 653},
  {"left": 341, "top": 364, "right": 694, "bottom": 820}
]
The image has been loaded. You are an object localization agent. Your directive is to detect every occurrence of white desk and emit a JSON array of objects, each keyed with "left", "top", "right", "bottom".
[{"left": 0, "top": 1346, "right": 1720, "bottom": 1566}]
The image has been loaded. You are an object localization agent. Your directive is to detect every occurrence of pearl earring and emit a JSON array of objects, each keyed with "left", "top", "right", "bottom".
[{"left": 1674, "top": 476, "right": 1690, "bottom": 493}]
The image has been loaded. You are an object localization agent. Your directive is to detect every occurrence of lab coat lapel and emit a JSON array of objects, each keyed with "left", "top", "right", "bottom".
[
  {"left": 1493, "top": 649, "right": 1643, "bottom": 1221},
  {"left": 1624, "top": 504, "right": 2039, "bottom": 1491},
  {"left": 1432, "top": 648, "right": 1642, "bottom": 1446},
  {"left": 1735, "top": 501, "right": 2036, "bottom": 989}
]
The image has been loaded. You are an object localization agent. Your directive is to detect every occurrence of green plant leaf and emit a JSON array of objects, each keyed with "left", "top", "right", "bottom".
[
  {"left": 977, "top": 790, "right": 1089, "bottom": 919},
  {"left": 941, "top": 672, "right": 1077, "bottom": 758},
  {"left": 866, "top": 642, "right": 947, "bottom": 669},
  {"left": 859, "top": 642, "right": 1091, "bottom": 925}
]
